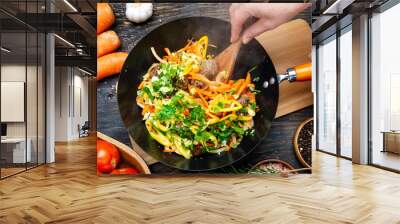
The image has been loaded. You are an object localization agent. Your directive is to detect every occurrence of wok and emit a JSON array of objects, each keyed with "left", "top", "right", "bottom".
[{"left": 117, "top": 17, "right": 310, "bottom": 171}]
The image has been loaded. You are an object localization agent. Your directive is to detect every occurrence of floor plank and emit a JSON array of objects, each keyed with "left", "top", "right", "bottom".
[
  {"left": 372, "top": 151, "right": 400, "bottom": 171},
  {"left": 0, "top": 136, "right": 399, "bottom": 223}
]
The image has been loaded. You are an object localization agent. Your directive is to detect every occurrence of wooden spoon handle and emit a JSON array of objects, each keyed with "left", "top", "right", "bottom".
[{"left": 214, "top": 41, "right": 242, "bottom": 82}]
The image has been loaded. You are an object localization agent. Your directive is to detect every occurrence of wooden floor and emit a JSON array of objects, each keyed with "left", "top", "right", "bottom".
[
  {"left": 1, "top": 167, "right": 26, "bottom": 178},
  {"left": 1, "top": 136, "right": 400, "bottom": 224},
  {"left": 1, "top": 164, "right": 45, "bottom": 178},
  {"left": 372, "top": 150, "right": 400, "bottom": 171}
]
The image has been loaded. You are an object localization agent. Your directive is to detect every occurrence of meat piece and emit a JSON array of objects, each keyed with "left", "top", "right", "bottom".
[
  {"left": 215, "top": 71, "right": 228, "bottom": 83},
  {"left": 242, "top": 119, "right": 254, "bottom": 130},
  {"left": 200, "top": 59, "right": 218, "bottom": 80},
  {"left": 176, "top": 77, "right": 189, "bottom": 91},
  {"left": 237, "top": 94, "right": 250, "bottom": 105},
  {"left": 193, "top": 145, "right": 203, "bottom": 156},
  {"left": 189, "top": 79, "right": 205, "bottom": 89},
  {"left": 238, "top": 92, "right": 255, "bottom": 105}
]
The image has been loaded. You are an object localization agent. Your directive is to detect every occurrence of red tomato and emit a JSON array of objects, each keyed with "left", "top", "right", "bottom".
[
  {"left": 97, "top": 139, "right": 120, "bottom": 173},
  {"left": 111, "top": 168, "right": 139, "bottom": 175}
]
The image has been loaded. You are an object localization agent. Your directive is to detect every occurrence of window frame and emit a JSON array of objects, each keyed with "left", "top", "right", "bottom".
[
  {"left": 338, "top": 24, "right": 353, "bottom": 159},
  {"left": 367, "top": 0, "right": 400, "bottom": 173},
  {"left": 315, "top": 22, "right": 353, "bottom": 161},
  {"left": 0, "top": 1, "right": 48, "bottom": 180}
]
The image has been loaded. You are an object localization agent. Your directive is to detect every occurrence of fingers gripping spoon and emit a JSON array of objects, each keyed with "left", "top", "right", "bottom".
[{"left": 213, "top": 41, "right": 242, "bottom": 82}]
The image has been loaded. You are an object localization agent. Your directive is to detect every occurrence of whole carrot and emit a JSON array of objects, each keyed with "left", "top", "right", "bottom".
[
  {"left": 97, "top": 3, "right": 115, "bottom": 34},
  {"left": 97, "top": 30, "right": 120, "bottom": 58},
  {"left": 97, "top": 52, "right": 128, "bottom": 80}
]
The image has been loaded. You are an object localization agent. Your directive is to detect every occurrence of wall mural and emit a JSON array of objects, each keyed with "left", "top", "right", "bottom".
[{"left": 96, "top": 3, "right": 313, "bottom": 176}]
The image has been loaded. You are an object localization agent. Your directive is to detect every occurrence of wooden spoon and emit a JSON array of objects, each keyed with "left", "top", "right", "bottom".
[{"left": 213, "top": 41, "right": 242, "bottom": 82}]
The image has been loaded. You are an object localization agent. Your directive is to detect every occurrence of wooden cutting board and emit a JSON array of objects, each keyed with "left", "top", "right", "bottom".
[{"left": 255, "top": 19, "right": 312, "bottom": 118}]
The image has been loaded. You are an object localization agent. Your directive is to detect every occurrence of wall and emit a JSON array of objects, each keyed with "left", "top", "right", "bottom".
[
  {"left": 72, "top": 72, "right": 89, "bottom": 138},
  {"left": 54, "top": 66, "right": 89, "bottom": 141},
  {"left": 55, "top": 66, "right": 69, "bottom": 141}
]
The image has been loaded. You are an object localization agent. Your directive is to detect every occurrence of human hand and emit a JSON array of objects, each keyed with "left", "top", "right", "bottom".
[{"left": 229, "top": 3, "right": 311, "bottom": 44}]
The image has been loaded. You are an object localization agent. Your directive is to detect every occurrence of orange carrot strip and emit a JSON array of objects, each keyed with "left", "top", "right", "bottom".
[
  {"left": 219, "top": 113, "right": 237, "bottom": 122},
  {"left": 210, "top": 85, "right": 231, "bottom": 92},
  {"left": 178, "top": 41, "right": 192, "bottom": 52},
  {"left": 198, "top": 92, "right": 209, "bottom": 108},
  {"left": 199, "top": 90, "right": 216, "bottom": 98},
  {"left": 138, "top": 81, "right": 145, "bottom": 90},
  {"left": 164, "top": 48, "right": 171, "bottom": 56},
  {"left": 206, "top": 111, "right": 219, "bottom": 119},
  {"left": 194, "top": 99, "right": 207, "bottom": 109},
  {"left": 189, "top": 73, "right": 211, "bottom": 85},
  {"left": 164, "top": 148, "right": 175, "bottom": 152},
  {"left": 232, "top": 79, "right": 244, "bottom": 89},
  {"left": 142, "top": 105, "right": 149, "bottom": 115},
  {"left": 236, "top": 73, "right": 251, "bottom": 96}
]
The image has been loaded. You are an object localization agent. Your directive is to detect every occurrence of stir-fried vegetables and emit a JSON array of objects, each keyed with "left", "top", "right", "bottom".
[{"left": 136, "top": 36, "right": 258, "bottom": 159}]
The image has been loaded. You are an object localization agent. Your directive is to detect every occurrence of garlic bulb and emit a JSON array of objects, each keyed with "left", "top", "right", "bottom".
[{"left": 126, "top": 3, "right": 153, "bottom": 23}]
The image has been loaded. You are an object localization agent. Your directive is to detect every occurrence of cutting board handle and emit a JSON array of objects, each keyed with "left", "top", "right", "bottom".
[{"left": 255, "top": 19, "right": 312, "bottom": 118}]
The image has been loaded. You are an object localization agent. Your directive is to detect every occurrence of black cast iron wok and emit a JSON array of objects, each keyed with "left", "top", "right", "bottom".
[{"left": 118, "top": 17, "right": 288, "bottom": 171}]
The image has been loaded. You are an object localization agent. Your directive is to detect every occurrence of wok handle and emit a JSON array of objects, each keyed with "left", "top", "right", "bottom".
[
  {"left": 278, "top": 62, "right": 312, "bottom": 83},
  {"left": 292, "top": 63, "right": 312, "bottom": 82}
]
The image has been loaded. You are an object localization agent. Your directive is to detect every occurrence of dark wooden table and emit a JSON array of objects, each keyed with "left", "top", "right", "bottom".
[{"left": 97, "top": 3, "right": 313, "bottom": 173}]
